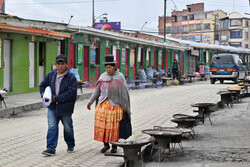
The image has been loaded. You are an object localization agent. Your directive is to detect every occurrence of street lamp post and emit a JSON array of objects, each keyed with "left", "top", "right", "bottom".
[
  {"left": 164, "top": 0, "right": 167, "bottom": 42},
  {"left": 67, "top": 15, "right": 73, "bottom": 25},
  {"left": 92, "top": 0, "right": 95, "bottom": 27},
  {"left": 141, "top": 21, "right": 148, "bottom": 32}
]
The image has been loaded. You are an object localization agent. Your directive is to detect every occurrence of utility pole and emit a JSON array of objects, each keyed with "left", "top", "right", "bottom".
[
  {"left": 200, "top": 15, "right": 203, "bottom": 43},
  {"left": 163, "top": 0, "right": 167, "bottom": 42},
  {"left": 92, "top": 0, "right": 95, "bottom": 28},
  {"left": 214, "top": 15, "right": 217, "bottom": 44}
]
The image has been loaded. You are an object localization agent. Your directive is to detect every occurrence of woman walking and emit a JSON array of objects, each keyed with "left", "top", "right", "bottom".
[{"left": 87, "top": 54, "right": 131, "bottom": 153}]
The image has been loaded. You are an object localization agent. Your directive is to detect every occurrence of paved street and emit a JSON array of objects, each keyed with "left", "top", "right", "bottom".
[{"left": 0, "top": 81, "right": 243, "bottom": 166}]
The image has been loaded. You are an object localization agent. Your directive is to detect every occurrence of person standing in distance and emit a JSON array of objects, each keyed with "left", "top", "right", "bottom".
[
  {"left": 40, "top": 54, "right": 77, "bottom": 156},
  {"left": 172, "top": 59, "right": 179, "bottom": 79}
]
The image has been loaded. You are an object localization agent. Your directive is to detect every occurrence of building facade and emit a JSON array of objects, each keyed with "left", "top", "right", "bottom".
[
  {"left": 219, "top": 12, "right": 250, "bottom": 48},
  {"left": 158, "top": 3, "right": 227, "bottom": 44}
]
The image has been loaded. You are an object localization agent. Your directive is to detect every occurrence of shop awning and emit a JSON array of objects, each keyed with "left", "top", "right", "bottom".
[{"left": 0, "top": 24, "right": 70, "bottom": 39}]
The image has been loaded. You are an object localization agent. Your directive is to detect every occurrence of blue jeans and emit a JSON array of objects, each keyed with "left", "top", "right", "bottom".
[{"left": 46, "top": 108, "right": 75, "bottom": 151}]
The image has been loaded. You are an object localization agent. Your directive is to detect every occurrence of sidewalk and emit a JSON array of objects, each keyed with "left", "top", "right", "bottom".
[
  {"left": 0, "top": 88, "right": 93, "bottom": 118},
  {"left": 0, "top": 77, "right": 203, "bottom": 118}
]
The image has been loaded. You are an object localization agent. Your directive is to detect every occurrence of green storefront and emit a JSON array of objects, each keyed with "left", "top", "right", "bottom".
[{"left": 0, "top": 26, "right": 69, "bottom": 94}]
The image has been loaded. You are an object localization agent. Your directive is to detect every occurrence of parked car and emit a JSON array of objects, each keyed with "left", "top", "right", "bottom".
[{"left": 209, "top": 53, "right": 246, "bottom": 84}]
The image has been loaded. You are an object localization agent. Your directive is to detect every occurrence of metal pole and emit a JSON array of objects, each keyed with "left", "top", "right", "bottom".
[
  {"left": 214, "top": 15, "right": 216, "bottom": 44},
  {"left": 92, "top": 0, "right": 95, "bottom": 28},
  {"left": 141, "top": 21, "right": 148, "bottom": 32},
  {"left": 164, "top": 0, "right": 167, "bottom": 42}
]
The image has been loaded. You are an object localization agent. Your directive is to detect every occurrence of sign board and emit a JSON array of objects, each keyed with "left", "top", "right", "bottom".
[
  {"left": 112, "top": 46, "right": 116, "bottom": 61},
  {"left": 77, "top": 44, "right": 83, "bottom": 64},
  {"left": 130, "top": 49, "right": 135, "bottom": 67},
  {"left": 94, "top": 22, "right": 121, "bottom": 31},
  {"left": 121, "top": 48, "right": 126, "bottom": 65},
  {"left": 90, "top": 47, "right": 95, "bottom": 64},
  {"left": 158, "top": 50, "right": 162, "bottom": 65},
  {"left": 137, "top": 46, "right": 141, "bottom": 62},
  {"left": 191, "top": 50, "right": 199, "bottom": 56}
]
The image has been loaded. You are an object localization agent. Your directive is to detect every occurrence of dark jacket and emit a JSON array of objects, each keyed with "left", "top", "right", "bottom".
[{"left": 39, "top": 69, "right": 77, "bottom": 116}]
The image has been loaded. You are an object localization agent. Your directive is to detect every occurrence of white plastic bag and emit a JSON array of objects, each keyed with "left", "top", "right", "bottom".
[{"left": 42, "top": 86, "right": 52, "bottom": 106}]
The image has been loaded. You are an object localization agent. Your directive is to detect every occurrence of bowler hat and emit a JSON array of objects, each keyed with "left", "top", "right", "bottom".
[
  {"left": 56, "top": 54, "right": 67, "bottom": 64},
  {"left": 104, "top": 54, "right": 116, "bottom": 65}
]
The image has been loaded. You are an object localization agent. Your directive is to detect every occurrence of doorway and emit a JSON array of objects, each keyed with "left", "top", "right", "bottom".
[
  {"left": 39, "top": 42, "right": 46, "bottom": 84},
  {"left": 84, "top": 46, "right": 89, "bottom": 81},
  {"left": 3, "top": 39, "right": 11, "bottom": 91},
  {"left": 68, "top": 43, "right": 75, "bottom": 69},
  {"left": 29, "top": 42, "right": 36, "bottom": 88},
  {"left": 116, "top": 50, "right": 120, "bottom": 71},
  {"left": 96, "top": 45, "right": 100, "bottom": 80}
]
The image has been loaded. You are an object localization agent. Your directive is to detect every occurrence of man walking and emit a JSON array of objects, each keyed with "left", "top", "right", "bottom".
[{"left": 40, "top": 55, "right": 77, "bottom": 156}]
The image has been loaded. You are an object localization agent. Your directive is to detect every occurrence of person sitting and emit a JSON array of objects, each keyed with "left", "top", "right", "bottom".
[
  {"left": 159, "top": 69, "right": 166, "bottom": 76},
  {"left": 204, "top": 65, "right": 210, "bottom": 75},
  {"left": 167, "top": 68, "right": 172, "bottom": 78},
  {"left": 145, "top": 66, "right": 154, "bottom": 80},
  {"left": 137, "top": 67, "right": 147, "bottom": 82}
]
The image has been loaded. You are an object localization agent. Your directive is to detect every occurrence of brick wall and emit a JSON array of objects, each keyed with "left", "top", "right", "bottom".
[{"left": 187, "top": 3, "right": 204, "bottom": 12}]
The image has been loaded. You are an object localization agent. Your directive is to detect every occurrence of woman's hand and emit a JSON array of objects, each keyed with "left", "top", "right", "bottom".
[{"left": 87, "top": 103, "right": 92, "bottom": 110}]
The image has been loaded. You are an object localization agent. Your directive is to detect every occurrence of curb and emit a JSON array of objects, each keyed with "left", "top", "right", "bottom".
[{"left": 0, "top": 93, "right": 93, "bottom": 118}]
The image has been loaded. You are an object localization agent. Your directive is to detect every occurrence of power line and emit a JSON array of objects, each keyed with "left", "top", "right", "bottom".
[
  {"left": 6, "top": 0, "right": 116, "bottom": 6},
  {"left": 6, "top": 9, "right": 69, "bottom": 21}
]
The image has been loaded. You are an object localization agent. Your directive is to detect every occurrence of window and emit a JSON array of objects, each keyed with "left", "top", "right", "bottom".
[
  {"left": 221, "top": 35, "right": 227, "bottom": 41},
  {"left": 211, "top": 55, "right": 234, "bottom": 65},
  {"left": 246, "top": 32, "right": 249, "bottom": 40},
  {"left": 204, "top": 23, "right": 210, "bottom": 30},
  {"left": 196, "top": 24, "right": 202, "bottom": 31},
  {"left": 196, "top": 13, "right": 202, "bottom": 20},
  {"left": 182, "top": 36, "right": 188, "bottom": 40},
  {"left": 230, "top": 30, "right": 243, "bottom": 38},
  {"left": 246, "top": 21, "right": 249, "bottom": 27},
  {"left": 204, "top": 13, "right": 210, "bottom": 19},
  {"left": 172, "top": 26, "right": 177, "bottom": 34},
  {"left": 195, "top": 35, "right": 201, "bottom": 42},
  {"left": 189, "top": 25, "right": 195, "bottom": 32},
  {"left": 230, "top": 19, "right": 242, "bottom": 26},
  {"left": 174, "top": 16, "right": 177, "bottom": 22},
  {"left": 203, "top": 34, "right": 211, "bottom": 41},
  {"left": 214, "top": 14, "right": 219, "bottom": 19},
  {"left": 177, "top": 26, "right": 181, "bottom": 33},
  {"left": 166, "top": 27, "right": 172, "bottom": 34},
  {"left": 182, "top": 16, "right": 188, "bottom": 21},
  {"left": 246, "top": 44, "right": 249, "bottom": 48},
  {"left": 177, "top": 15, "right": 181, "bottom": 21},
  {"left": 220, "top": 19, "right": 229, "bottom": 30},
  {"left": 189, "top": 15, "right": 194, "bottom": 20},
  {"left": 189, "top": 36, "right": 195, "bottom": 41},
  {"left": 183, "top": 25, "right": 189, "bottom": 33}
]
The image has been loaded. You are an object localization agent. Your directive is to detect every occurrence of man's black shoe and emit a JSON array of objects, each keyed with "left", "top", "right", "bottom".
[
  {"left": 42, "top": 149, "right": 55, "bottom": 156},
  {"left": 67, "top": 147, "right": 74, "bottom": 153}
]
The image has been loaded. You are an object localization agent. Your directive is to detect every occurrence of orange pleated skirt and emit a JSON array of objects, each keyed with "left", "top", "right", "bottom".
[{"left": 94, "top": 101, "right": 123, "bottom": 143}]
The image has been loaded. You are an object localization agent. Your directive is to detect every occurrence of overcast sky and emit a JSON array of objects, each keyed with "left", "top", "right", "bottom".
[{"left": 5, "top": 0, "right": 250, "bottom": 33}]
